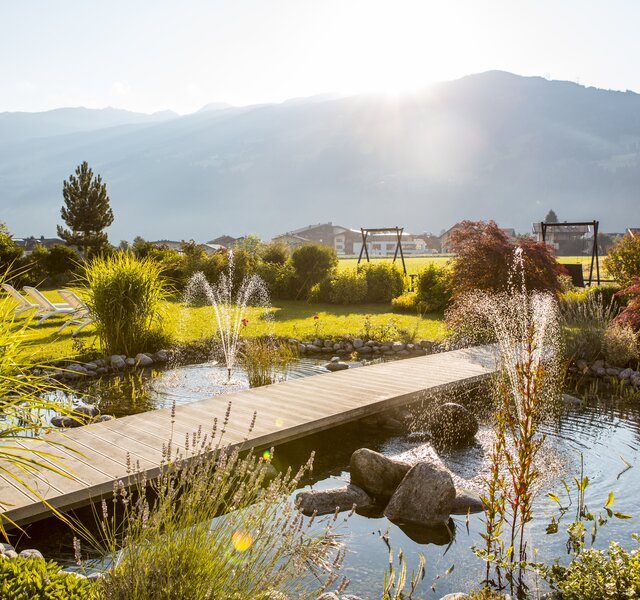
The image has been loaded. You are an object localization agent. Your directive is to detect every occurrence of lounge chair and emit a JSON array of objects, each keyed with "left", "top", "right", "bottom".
[
  {"left": 1, "top": 283, "right": 39, "bottom": 315},
  {"left": 56, "top": 289, "right": 95, "bottom": 336},
  {"left": 23, "top": 287, "right": 75, "bottom": 326}
]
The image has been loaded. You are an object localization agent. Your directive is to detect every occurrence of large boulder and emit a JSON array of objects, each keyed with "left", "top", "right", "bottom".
[
  {"left": 296, "top": 485, "right": 371, "bottom": 516},
  {"left": 384, "top": 462, "right": 456, "bottom": 527},
  {"left": 451, "top": 488, "right": 484, "bottom": 514},
  {"left": 350, "top": 448, "right": 411, "bottom": 502},
  {"left": 428, "top": 403, "right": 478, "bottom": 447}
]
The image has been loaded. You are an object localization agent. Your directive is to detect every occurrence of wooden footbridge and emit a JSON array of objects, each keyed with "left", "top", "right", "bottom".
[{"left": 0, "top": 346, "right": 498, "bottom": 527}]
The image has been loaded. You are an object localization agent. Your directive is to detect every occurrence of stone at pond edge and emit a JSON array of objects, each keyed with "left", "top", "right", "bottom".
[
  {"left": 110, "top": 355, "right": 126, "bottom": 369},
  {"left": 95, "top": 415, "right": 115, "bottom": 423},
  {"left": 296, "top": 484, "right": 371, "bottom": 516},
  {"left": 19, "top": 549, "right": 44, "bottom": 560},
  {"left": 326, "top": 361, "right": 349, "bottom": 372},
  {"left": 451, "top": 488, "right": 484, "bottom": 514},
  {"left": 439, "top": 594, "right": 470, "bottom": 600},
  {"left": 51, "top": 415, "right": 81, "bottom": 428},
  {"left": 75, "top": 404, "right": 100, "bottom": 418},
  {"left": 428, "top": 402, "right": 478, "bottom": 447},
  {"left": 350, "top": 448, "right": 411, "bottom": 501},
  {"left": 135, "top": 353, "right": 154, "bottom": 367},
  {"left": 384, "top": 462, "right": 456, "bottom": 527}
]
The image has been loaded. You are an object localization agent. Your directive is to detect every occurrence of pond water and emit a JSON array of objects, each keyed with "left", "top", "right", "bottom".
[{"left": 26, "top": 362, "right": 640, "bottom": 597}]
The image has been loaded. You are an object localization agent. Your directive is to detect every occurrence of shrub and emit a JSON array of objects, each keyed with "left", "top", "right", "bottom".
[
  {"left": 604, "top": 233, "right": 640, "bottom": 286},
  {"left": 0, "top": 556, "right": 98, "bottom": 599},
  {"left": 257, "top": 261, "right": 297, "bottom": 300},
  {"left": 0, "top": 222, "right": 23, "bottom": 273},
  {"left": 81, "top": 253, "right": 172, "bottom": 356},
  {"left": 603, "top": 324, "right": 639, "bottom": 366},
  {"left": 328, "top": 270, "right": 368, "bottom": 304},
  {"left": 359, "top": 262, "right": 406, "bottom": 303},
  {"left": 391, "top": 291, "right": 424, "bottom": 313},
  {"left": 614, "top": 277, "right": 640, "bottom": 332},
  {"left": 448, "top": 220, "right": 566, "bottom": 297},
  {"left": 548, "top": 539, "right": 640, "bottom": 600},
  {"left": 261, "top": 240, "right": 290, "bottom": 265},
  {"left": 240, "top": 337, "right": 298, "bottom": 387},
  {"left": 291, "top": 244, "right": 338, "bottom": 299},
  {"left": 416, "top": 264, "right": 452, "bottom": 311},
  {"left": 87, "top": 416, "right": 345, "bottom": 599}
]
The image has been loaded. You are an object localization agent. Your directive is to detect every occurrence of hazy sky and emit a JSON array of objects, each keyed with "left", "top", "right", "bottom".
[{"left": 2, "top": 0, "right": 639, "bottom": 114}]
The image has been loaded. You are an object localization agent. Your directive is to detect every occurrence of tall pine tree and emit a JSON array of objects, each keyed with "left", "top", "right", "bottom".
[
  {"left": 57, "top": 162, "right": 114, "bottom": 256},
  {"left": 544, "top": 209, "right": 559, "bottom": 223}
]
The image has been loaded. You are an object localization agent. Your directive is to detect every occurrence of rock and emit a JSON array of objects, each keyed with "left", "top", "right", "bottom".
[
  {"left": 592, "top": 366, "right": 606, "bottom": 377},
  {"left": 51, "top": 415, "right": 80, "bottom": 428},
  {"left": 95, "top": 415, "right": 115, "bottom": 423},
  {"left": 592, "top": 359, "right": 605, "bottom": 369},
  {"left": 380, "top": 416, "right": 404, "bottom": 433},
  {"left": 350, "top": 448, "right": 411, "bottom": 501},
  {"left": 366, "top": 340, "right": 377, "bottom": 347},
  {"left": 357, "top": 346, "right": 373, "bottom": 354},
  {"left": 96, "top": 367, "right": 108, "bottom": 375},
  {"left": 75, "top": 404, "right": 100, "bottom": 418},
  {"left": 397, "top": 349, "right": 410, "bottom": 356},
  {"left": 396, "top": 519, "right": 455, "bottom": 545},
  {"left": 135, "top": 353, "right": 154, "bottom": 367},
  {"left": 296, "top": 485, "right": 371, "bottom": 516},
  {"left": 606, "top": 367, "right": 621, "bottom": 376},
  {"left": 342, "top": 596, "right": 365, "bottom": 600},
  {"left": 84, "top": 362, "right": 98, "bottom": 371},
  {"left": 352, "top": 338, "right": 364, "bottom": 349},
  {"left": 2, "top": 549, "right": 18, "bottom": 559},
  {"left": 440, "top": 594, "right": 470, "bottom": 600},
  {"left": 110, "top": 355, "right": 126, "bottom": 369},
  {"left": 619, "top": 368, "right": 635, "bottom": 380},
  {"left": 451, "top": 488, "right": 484, "bottom": 514},
  {"left": 575, "top": 359, "right": 589, "bottom": 372},
  {"left": 385, "top": 462, "right": 456, "bottom": 527},
  {"left": 125, "top": 357, "right": 136, "bottom": 367},
  {"left": 392, "top": 342, "right": 405, "bottom": 352},
  {"left": 561, "top": 393, "right": 582, "bottom": 406},
  {"left": 153, "top": 349, "right": 170, "bottom": 363},
  {"left": 326, "top": 361, "right": 349, "bottom": 372},
  {"left": 19, "top": 549, "right": 44, "bottom": 560},
  {"left": 0, "top": 543, "right": 14, "bottom": 554},
  {"left": 323, "top": 339, "right": 333, "bottom": 348},
  {"left": 307, "top": 344, "right": 321, "bottom": 353},
  {"left": 87, "top": 572, "right": 105, "bottom": 582},
  {"left": 428, "top": 403, "right": 478, "bottom": 447},
  {"left": 344, "top": 343, "right": 354, "bottom": 352}
]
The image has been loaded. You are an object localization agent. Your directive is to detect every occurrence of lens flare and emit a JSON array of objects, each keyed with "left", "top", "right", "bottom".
[
  {"left": 232, "top": 530, "right": 253, "bottom": 552},
  {"left": 262, "top": 449, "right": 271, "bottom": 460},
  {"left": 275, "top": 418, "right": 284, "bottom": 428}
]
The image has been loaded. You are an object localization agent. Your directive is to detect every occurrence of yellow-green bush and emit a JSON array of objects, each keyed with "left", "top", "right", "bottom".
[
  {"left": 391, "top": 291, "right": 425, "bottom": 313},
  {"left": 604, "top": 233, "right": 640, "bottom": 286}
]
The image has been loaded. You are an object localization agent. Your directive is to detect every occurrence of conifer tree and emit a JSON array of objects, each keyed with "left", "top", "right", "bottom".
[
  {"left": 57, "top": 161, "right": 114, "bottom": 255},
  {"left": 544, "top": 209, "right": 559, "bottom": 223}
]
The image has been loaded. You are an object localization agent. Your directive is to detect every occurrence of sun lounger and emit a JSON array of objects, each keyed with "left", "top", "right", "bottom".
[
  {"left": 22, "top": 286, "right": 75, "bottom": 326},
  {"left": 1, "top": 283, "right": 39, "bottom": 315},
  {"left": 56, "top": 289, "right": 95, "bottom": 336}
]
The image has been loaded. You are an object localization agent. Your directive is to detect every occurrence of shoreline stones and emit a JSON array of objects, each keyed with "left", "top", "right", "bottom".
[
  {"left": 350, "top": 448, "right": 411, "bottom": 501},
  {"left": 428, "top": 402, "right": 479, "bottom": 447},
  {"left": 325, "top": 357, "right": 349, "bottom": 372},
  {"left": 50, "top": 403, "right": 115, "bottom": 429},
  {"left": 384, "top": 462, "right": 456, "bottom": 527},
  {"left": 571, "top": 358, "right": 640, "bottom": 388}
]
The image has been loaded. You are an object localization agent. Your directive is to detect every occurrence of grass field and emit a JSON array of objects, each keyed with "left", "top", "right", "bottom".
[
  {"left": 14, "top": 292, "right": 446, "bottom": 363},
  {"left": 338, "top": 254, "right": 604, "bottom": 276}
]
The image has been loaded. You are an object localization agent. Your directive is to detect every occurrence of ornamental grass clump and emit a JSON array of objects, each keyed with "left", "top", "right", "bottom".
[
  {"left": 240, "top": 337, "right": 298, "bottom": 387},
  {"left": 77, "top": 403, "right": 346, "bottom": 600},
  {"left": 81, "top": 253, "right": 171, "bottom": 356}
]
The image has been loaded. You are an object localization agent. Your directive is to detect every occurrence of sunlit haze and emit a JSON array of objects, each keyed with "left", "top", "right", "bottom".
[{"left": 2, "top": 0, "right": 640, "bottom": 114}]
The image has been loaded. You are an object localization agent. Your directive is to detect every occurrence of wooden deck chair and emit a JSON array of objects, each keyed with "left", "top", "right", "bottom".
[
  {"left": 1, "top": 283, "right": 39, "bottom": 315},
  {"left": 23, "top": 287, "right": 75, "bottom": 326},
  {"left": 56, "top": 289, "right": 95, "bottom": 336}
]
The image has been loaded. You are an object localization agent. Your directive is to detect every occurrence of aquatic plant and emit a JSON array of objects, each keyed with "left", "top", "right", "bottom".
[
  {"left": 77, "top": 404, "right": 347, "bottom": 599},
  {"left": 185, "top": 252, "right": 270, "bottom": 379},
  {"left": 81, "top": 253, "right": 171, "bottom": 356},
  {"left": 240, "top": 337, "right": 298, "bottom": 388}
]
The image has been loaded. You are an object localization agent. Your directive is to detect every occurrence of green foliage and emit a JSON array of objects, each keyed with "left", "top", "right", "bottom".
[
  {"left": 261, "top": 240, "right": 290, "bottom": 265},
  {"left": 257, "top": 261, "right": 297, "bottom": 300},
  {"left": 391, "top": 291, "right": 423, "bottom": 313},
  {"left": 57, "top": 161, "right": 114, "bottom": 255},
  {"left": 548, "top": 539, "right": 640, "bottom": 599},
  {"left": 0, "top": 556, "right": 98, "bottom": 599},
  {"left": 81, "top": 253, "right": 172, "bottom": 355},
  {"left": 291, "top": 244, "right": 338, "bottom": 299},
  {"left": 328, "top": 270, "right": 368, "bottom": 304},
  {"left": 603, "top": 323, "right": 639, "bottom": 366},
  {"left": 81, "top": 418, "right": 345, "bottom": 600},
  {"left": 449, "top": 220, "right": 565, "bottom": 297},
  {"left": 359, "top": 262, "right": 406, "bottom": 303},
  {"left": 131, "top": 236, "right": 154, "bottom": 258},
  {"left": 604, "top": 233, "right": 640, "bottom": 286},
  {"left": 416, "top": 263, "right": 452, "bottom": 311},
  {"left": 240, "top": 337, "right": 298, "bottom": 387},
  {"left": 0, "top": 222, "right": 23, "bottom": 273}
]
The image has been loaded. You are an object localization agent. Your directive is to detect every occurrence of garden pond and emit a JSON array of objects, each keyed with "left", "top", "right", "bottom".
[{"left": 24, "top": 360, "right": 640, "bottom": 597}]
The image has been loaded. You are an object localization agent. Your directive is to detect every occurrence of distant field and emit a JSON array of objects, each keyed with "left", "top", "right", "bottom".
[{"left": 338, "top": 254, "right": 604, "bottom": 275}]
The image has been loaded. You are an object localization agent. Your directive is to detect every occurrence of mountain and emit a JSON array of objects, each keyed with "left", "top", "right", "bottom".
[{"left": 1, "top": 71, "right": 639, "bottom": 242}]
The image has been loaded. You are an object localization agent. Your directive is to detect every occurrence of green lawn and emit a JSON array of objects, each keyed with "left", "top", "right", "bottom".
[{"left": 14, "top": 292, "right": 445, "bottom": 363}]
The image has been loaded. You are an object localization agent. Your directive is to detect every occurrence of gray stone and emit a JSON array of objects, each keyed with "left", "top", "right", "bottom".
[
  {"left": 620, "top": 368, "right": 635, "bottom": 380},
  {"left": 606, "top": 367, "right": 621, "bottom": 376},
  {"left": 313, "top": 338, "right": 323, "bottom": 347},
  {"left": 125, "top": 357, "right": 136, "bottom": 367},
  {"left": 326, "top": 361, "right": 349, "bottom": 372},
  {"left": 51, "top": 415, "right": 80, "bottom": 428},
  {"left": 575, "top": 359, "right": 589, "bottom": 372},
  {"left": 357, "top": 346, "right": 372, "bottom": 354},
  {"left": 75, "top": 404, "right": 100, "bottom": 418},
  {"left": 153, "top": 349, "right": 170, "bottom": 363},
  {"left": 87, "top": 572, "right": 105, "bottom": 582},
  {"left": 307, "top": 344, "right": 321, "bottom": 353},
  {"left": 84, "top": 362, "right": 98, "bottom": 371},
  {"left": 350, "top": 448, "right": 411, "bottom": 501},
  {"left": 592, "top": 366, "right": 606, "bottom": 377},
  {"left": 439, "top": 595, "right": 470, "bottom": 600},
  {"left": 366, "top": 340, "right": 378, "bottom": 347},
  {"left": 95, "top": 415, "right": 115, "bottom": 422},
  {"left": 296, "top": 485, "right": 371, "bottom": 516},
  {"left": 384, "top": 462, "right": 456, "bottom": 527},
  {"left": 428, "top": 403, "right": 478, "bottom": 447},
  {"left": 135, "top": 353, "right": 154, "bottom": 367},
  {"left": 324, "top": 339, "right": 333, "bottom": 348},
  {"left": 2, "top": 549, "right": 18, "bottom": 559},
  {"left": 321, "top": 348, "right": 333, "bottom": 354},
  {"left": 341, "top": 596, "right": 365, "bottom": 600},
  {"left": 397, "top": 349, "right": 410, "bottom": 356},
  {"left": 330, "top": 356, "right": 340, "bottom": 362},
  {"left": 451, "top": 488, "right": 484, "bottom": 514},
  {"left": 110, "top": 355, "right": 126, "bottom": 369},
  {"left": 380, "top": 416, "right": 404, "bottom": 433},
  {"left": 562, "top": 393, "right": 582, "bottom": 406},
  {"left": 19, "top": 548, "right": 44, "bottom": 560},
  {"left": 392, "top": 342, "right": 405, "bottom": 352},
  {"left": 352, "top": 338, "right": 364, "bottom": 349},
  {"left": 0, "top": 543, "right": 14, "bottom": 554},
  {"left": 344, "top": 343, "right": 354, "bottom": 352},
  {"left": 96, "top": 367, "right": 108, "bottom": 375}
]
